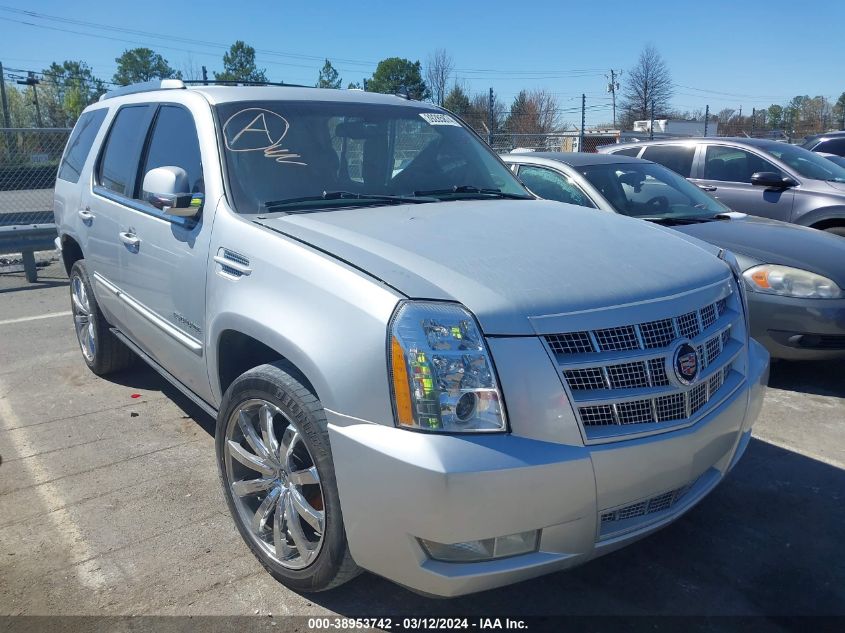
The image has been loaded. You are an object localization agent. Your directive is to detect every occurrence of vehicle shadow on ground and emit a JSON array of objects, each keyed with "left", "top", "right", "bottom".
[
  {"left": 768, "top": 358, "right": 845, "bottom": 398},
  {"left": 309, "top": 438, "right": 845, "bottom": 617}
]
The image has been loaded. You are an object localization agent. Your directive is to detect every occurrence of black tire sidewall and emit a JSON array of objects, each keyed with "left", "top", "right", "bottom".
[
  {"left": 215, "top": 363, "right": 350, "bottom": 592},
  {"left": 823, "top": 226, "right": 845, "bottom": 237}
]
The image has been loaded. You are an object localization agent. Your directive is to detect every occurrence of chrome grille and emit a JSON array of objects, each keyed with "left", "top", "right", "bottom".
[
  {"left": 546, "top": 331, "right": 594, "bottom": 355},
  {"left": 601, "top": 480, "right": 695, "bottom": 525},
  {"left": 545, "top": 290, "right": 743, "bottom": 440}
]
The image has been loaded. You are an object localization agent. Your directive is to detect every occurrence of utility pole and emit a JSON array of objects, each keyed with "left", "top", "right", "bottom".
[
  {"left": 488, "top": 87, "right": 494, "bottom": 146},
  {"left": 704, "top": 105, "right": 709, "bottom": 136},
  {"left": 649, "top": 99, "right": 655, "bottom": 140},
  {"left": 363, "top": 78, "right": 368, "bottom": 92},
  {"left": 201, "top": 65, "right": 208, "bottom": 85},
  {"left": 751, "top": 107, "right": 756, "bottom": 136},
  {"left": 606, "top": 69, "right": 621, "bottom": 128},
  {"left": 579, "top": 93, "right": 585, "bottom": 151},
  {"left": 17, "top": 71, "right": 42, "bottom": 127},
  {"left": 0, "top": 61, "right": 12, "bottom": 128}
]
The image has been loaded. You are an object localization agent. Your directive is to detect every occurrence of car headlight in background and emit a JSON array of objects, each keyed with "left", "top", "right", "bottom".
[
  {"left": 388, "top": 301, "right": 506, "bottom": 433},
  {"left": 743, "top": 264, "right": 843, "bottom": 299}
]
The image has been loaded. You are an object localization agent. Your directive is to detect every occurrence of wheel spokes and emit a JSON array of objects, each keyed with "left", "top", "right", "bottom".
[
  {"left": 289, "top": 466, "right": 319, "bottom": 487},
  {"left": 227, "top": 439, "right": 275, "bottom": 476},
  {"left": 273, "top": 490, "right": 293, "bottom": 559},
  {"left": 290, "top": 488, "right": 324, "bottom": 533},
  {"left": 284, "top": 491, "right": 314, "bottom": 560},
  {"left": 231, "top": 477, "right": 275, "bottom": 497},
  {"left": 280, "top": 422, "right": 299, "bottom": 465},
  {"left": 238, "top": 410, "right": 272, "bottom": 462},
  {"left": 259, "top": 404, "right": 280, "bottom": 457},
  {"left": 251, "top": 486, "right": 281, "bottom": 534}
]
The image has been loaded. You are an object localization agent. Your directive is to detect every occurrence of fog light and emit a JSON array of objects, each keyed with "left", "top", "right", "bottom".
[{"left": 420, "top": 530, "right": 539, "bottom": 563}]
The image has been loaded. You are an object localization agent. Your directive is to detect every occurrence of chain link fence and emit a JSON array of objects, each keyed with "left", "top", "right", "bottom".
[
  {"left": 486, "top": 131, "right": 621, "bottom": 154},
  {"left": 0, "top": 127, "right": 70, "bottom": 281}
]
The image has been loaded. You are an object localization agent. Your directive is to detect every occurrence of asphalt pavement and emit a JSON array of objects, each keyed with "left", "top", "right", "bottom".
[{"left": 1, "top": 259, "right": 843, "bottom": 623}]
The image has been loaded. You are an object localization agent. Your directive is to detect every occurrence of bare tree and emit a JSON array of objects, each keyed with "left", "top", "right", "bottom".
[
  {"left": 621, "top": 44, "right": 673, "bottom": 123},
  {"left": 425, "top": 49, "right": 454, "bottom": 106},
  {"left": 505, "top": 89, "right": 562, "bottom": 136}
]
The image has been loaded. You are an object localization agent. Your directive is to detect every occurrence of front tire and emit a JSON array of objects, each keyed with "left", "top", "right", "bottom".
[
  {"left": 215, "top": 362, "right": 360, "bottom": 592},
  {"left": 823, "top": 226, "right": 845, "bottom": 238},
  {"left": 69, "top": 260, "right": 134, "bottom": 375}
]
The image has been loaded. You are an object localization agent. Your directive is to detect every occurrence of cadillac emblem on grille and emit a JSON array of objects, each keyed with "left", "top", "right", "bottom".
[{"left": 669, "top": 341, "right": 699, "bottom": 386}]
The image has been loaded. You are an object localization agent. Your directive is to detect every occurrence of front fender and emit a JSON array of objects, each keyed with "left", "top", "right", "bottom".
[{"left": 794, "top": 205, "right": 845, "bottom": 228}]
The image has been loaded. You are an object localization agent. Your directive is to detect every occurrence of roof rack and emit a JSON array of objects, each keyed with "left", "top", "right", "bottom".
[
  {"left": 99, "top": 78, "right": 185, "bottom": 101},
  {"left": 181, "top": 79, "right": 310, "bottom": 88}
]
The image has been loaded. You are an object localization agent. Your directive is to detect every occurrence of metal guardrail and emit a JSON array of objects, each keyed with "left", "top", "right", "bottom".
[{"left": 0, "top": 127, "right": 70, "bottom": 281}]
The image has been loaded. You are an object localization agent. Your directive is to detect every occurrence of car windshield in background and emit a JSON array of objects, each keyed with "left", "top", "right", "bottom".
[
  {"left": 216, "top": 101, "right": 529, "bottom": 214},
  {"left": 579, "top": 162, "right": 730, "bottom": 220},
  {"left": 765, "top": 143, "right": 845, "bottom": 183}
]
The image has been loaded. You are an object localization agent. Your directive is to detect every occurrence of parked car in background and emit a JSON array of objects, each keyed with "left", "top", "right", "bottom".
[
  {"left": 504, "top": 152, "right": 845, "bottom": 361},
  {"left": 53, "top": 80, "right": 768, "bottom": 597},
  {"left": 598, "top": 138, "right": 845, "bottom": 237},
  {"left": 802, "top": 130, "right": 845, "bottom": 157}
]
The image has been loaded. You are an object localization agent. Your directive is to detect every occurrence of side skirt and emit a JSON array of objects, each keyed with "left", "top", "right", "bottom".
[{"left": 111, "top": 328, "right": 219, "bottom": 419}]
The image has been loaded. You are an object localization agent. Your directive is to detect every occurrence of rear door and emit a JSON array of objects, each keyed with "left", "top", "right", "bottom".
[
  {"left": 689, "top": 144, "right": 794, "bottom": 221},
  {"left": 86, "top": 104, "right": 155, "bottom": 324}
]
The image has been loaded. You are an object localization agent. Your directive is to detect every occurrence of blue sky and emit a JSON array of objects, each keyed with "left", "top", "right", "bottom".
[{"left": 1, "top": 0, "right": 843, "bottom": 126}]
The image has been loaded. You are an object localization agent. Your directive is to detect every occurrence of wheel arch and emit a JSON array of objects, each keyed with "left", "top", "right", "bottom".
[
  {"left": 794, "top": 206, "right": 845, "bottom": 229},
  {"left": 60, "top": 233, "right": 84, "bottom": 275}
]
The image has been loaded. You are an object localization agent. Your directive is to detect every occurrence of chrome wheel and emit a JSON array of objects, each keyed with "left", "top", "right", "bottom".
[
  {"left": 224, "top": 399, "right": 325, "bottom": 569},
  {"left": 71, "top": 273, "right": 96, "bottom": 362}
]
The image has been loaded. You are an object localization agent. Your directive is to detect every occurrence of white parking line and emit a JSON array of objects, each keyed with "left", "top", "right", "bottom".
[
  {"left": 0, "top": 379, "right": 107, "bottom": 591},
  {"left": 0, "top": 311, "right": 71, "bottom": 326}
]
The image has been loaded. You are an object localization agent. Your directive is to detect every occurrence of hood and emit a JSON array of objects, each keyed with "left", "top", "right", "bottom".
[
  {"left": 258, "top": 200, "right": 730, "bottom": 335},
  {"left": 672, "top": 214, "right": 845, "bottom": 286}
]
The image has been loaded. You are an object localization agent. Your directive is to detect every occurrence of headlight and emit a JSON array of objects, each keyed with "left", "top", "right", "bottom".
[
  {"left": 742, "top": 264, "right": 842, "bottom": 299},
  {"left": 388, "top": 301, "right": 506, "bottom": 433}
]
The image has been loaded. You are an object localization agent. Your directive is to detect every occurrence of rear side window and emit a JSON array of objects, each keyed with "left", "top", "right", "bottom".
[
  {"left": 140, "top": 106, "right": 204, "bottom": 196},
  {"left": 815, "top": 138, "right": 845, "bottom": 157},
  {"left": 640, "top": 145, "right": 695, "bottom": 177},
  {"left": 98, "top": 106, "right": 150, "bottom": 196},
  {"left": 58, "top": 109, "right": 108, "bottom": 183},
  {"left": 612, "top": 147, "right": 642, "bottom": 157}
]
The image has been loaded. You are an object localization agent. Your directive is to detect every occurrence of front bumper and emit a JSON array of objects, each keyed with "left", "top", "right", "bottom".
[
  {"left": 747, "top": 292, "right": 845, "bottom": 360},
  {"left": 328, "top": 339, "right": 769, "bottom": 597}
]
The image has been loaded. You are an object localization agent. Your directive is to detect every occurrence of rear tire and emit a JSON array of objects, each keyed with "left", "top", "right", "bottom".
[
  {"left": 69, "top": 260, "right": 134, "bottom": 375},
  {"left": 216, "top": 361, "right": 360, "bottom": 592}
]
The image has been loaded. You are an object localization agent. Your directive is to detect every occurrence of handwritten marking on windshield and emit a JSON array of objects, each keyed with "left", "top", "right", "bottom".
[{"left": 223, "top": 108, "right": 307, "bottom": 166}]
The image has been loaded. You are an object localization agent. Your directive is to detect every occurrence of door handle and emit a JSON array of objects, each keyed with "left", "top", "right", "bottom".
[
  {"left": 697, "top": 185, "right": 717, "bottom": 192},
  {"left": 78, "top": 208, "right": 94, "bottom": 222},
  {"left": 118, "top": 231, "right": 140, "bottom": 249}
]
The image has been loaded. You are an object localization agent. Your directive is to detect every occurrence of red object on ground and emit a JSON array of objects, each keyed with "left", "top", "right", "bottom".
[{"left": 131, "top": 393, "right": 141, "bottom": 399}]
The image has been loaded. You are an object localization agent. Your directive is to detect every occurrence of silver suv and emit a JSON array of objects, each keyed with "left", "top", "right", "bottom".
[{"left": 54, "top": 80, "right": 768, "bottom": 597}]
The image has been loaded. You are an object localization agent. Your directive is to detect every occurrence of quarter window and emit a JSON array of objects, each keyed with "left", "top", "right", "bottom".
[
  {"left": 640, "top": 145, "right": 696, "bottom": 177},
  {"left": 815, "top": 138, "right": 845, "bottom": 157},
  {"left": 612, "top": 147, "right": 642, "bottom": 157},
  {"left": 703, "top": 145, "right": 782, "bottom": 183},
  {"left": 58, "top": 109, "right": 108, "bottom": 183},
  {"left": 140, "top": 106, "right": 204, "bottom": 197},
  {"left": 97, "top": 106, "right": 150, "bottom": 196},
  {"left": 517, "top": 165, "right": 594, "bottom": 207}
]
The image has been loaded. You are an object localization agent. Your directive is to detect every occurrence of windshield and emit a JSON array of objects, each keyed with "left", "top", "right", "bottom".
[
  {"left": 579, "top": 162, "right": 730, "bottom": 219},
  {"left": 765, "top": 143, "right": 845, "bottom": 183},
  {"left": 216, "top": 100, "right": 529, "bottom": 213}
]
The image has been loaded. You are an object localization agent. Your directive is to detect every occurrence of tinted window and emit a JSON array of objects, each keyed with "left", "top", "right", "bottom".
[
  {"left": 640, "top": 145, "right": 695, "bottom": 177},
  {"left": 518, "top": 165, "right": 594, "bottom": 207},
  {"left": 140, "top": 106, "right": 204, "bottom": 197},
  {"left": 612, "top": 147, "right": 641, "bottom": 157},
  {"left": 98, "top": 106, "right": 150, "bottom": 196},
  {"left": 766, "top": 143, "right": 845, "bottom": 183},
  {"left": 703, "top": 145, "right": 781, "bottom": 183},
  {"left": 58, "top": 109, "right": 108, "bottom": 183},
  {"left": 815, "top": 138, "right": 845, "bottom": 157}
]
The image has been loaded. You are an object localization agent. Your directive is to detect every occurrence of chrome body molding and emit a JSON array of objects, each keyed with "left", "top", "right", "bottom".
[{"left": 93, "top": 271, "right": 203, "bottom": 355}]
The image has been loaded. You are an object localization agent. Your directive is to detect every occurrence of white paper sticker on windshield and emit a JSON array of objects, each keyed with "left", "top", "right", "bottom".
[{"left": 419, "top": 112, "right": 460, "bottom": 126}]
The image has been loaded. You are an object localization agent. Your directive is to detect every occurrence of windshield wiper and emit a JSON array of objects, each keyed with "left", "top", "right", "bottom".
[
  {"left": 641, "top": 216, "right": 719, "bottom": 225},
  {"left": 413, "top": 185, "right": 532, "bottom": 200},
  {"left": 262, "top": 190, "right": 437, "bottom": 211}
]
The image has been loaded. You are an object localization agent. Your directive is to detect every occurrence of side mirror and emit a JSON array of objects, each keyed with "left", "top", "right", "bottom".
[
  {"left": 751, "top": 171, "right": 797, "bottom": 189},
  {"left": 142, "top": 166, "right": 202, "bottom": 217}
]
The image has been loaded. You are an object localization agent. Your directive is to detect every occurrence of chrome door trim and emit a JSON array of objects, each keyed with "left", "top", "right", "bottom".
[{"left": 93, "top": 271, "right": 203, "bottom": 355}]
